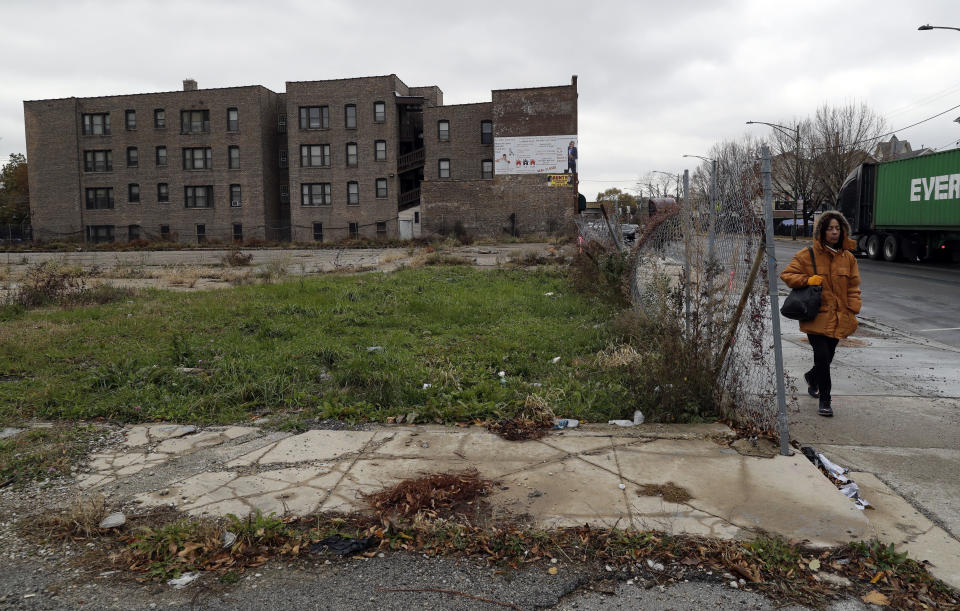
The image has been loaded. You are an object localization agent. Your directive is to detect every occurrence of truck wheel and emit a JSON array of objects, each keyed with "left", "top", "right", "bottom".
[
  {"left": 883, "top": 234, "right": 900, "bottom": 262},
  {"left": 866, "top": 234, "right": 882, "bottom": 260},
  {"left": 857, "top": 235, "right": 869, "bottom": 253}
]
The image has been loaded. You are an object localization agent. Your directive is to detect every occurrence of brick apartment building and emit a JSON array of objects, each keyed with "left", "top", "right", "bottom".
[{"left": 23, "top": 75, "right": 578, "bottom": 244}]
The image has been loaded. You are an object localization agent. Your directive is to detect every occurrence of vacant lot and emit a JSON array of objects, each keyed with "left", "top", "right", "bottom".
[{"left": 1, "top": 265, "right": 637, "bottom": 427}]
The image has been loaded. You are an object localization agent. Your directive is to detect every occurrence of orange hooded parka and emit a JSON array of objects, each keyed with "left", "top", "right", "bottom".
[{"left": 779, "top": 211, "right": 862, "bottom": 339}]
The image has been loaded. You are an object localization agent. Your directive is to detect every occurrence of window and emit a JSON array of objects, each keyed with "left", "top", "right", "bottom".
[
  {"left": 349, "top": 222, "right": 359, "bottom": 239},
  {"left": 278, "top": 113, "right": 287, "bottom": 133},
  {"left": 83, "top": 150, "right": 112, "bottom": 172},
  {"left": 233, "top": 223, "right": 243, "bottom": 242},
  {"left": 196, "top": 224, "right": 206, "bottom": 243},
  {"left": 227, "top": 107, "right": 239, "bottom": 131},
  {"left": 82, "top": 113, "right": 110, "bottom": 135},
  {"left": 184, "top": 185, "right": 213, "bottom": 208},
  {"left": 439, "top": 158, "right": 450, "bottom": 178},
  {"left": 313, "top": 222, "right": 323, "bottom": 242},
  {"left": 128, "top": 183, "right": 140, "bottom": 203},
  {"left": 228, "top": 145, "right": 240, "bottom": 169},
  {"left": 86, "top": 225, "right": 115, "bottom": 243},
  {"left": 345, "top": 143, "right": 358, "bottom": 167},
  {"left": 376, "top": 178, "right": 387, "bottom": 199},
  {"left": 125, "top": 110, "right": 137, "bottom": 130},
  {"left": 300, "top": 144, "right": 330, "bottom": 167},
  {"left": 481, "top": 120, "right": 493, "bottom": 144},
  {"left": 158, "top": 183, "right": 169, "bottom": 203},
  {"left": 156, "top": 146, "right": 167, "bottom": 167},
  {"left": 230, "top": 184, "right": 242, "bottom": 206},
  {"left": 374, "top": 101, "right": 386, "bottom": 123},
  {"left": 414, "top": 211, "right": 420, "bottom": 224},
  {"left": 438, "top": 120, "right": 449, "bottom": 141},
  {"left": 183, "top": 147, "right": 212, "bottom": 170},
  {"left": 481, "top": 159, "right": 493, "bottom": 179},
  {"left": 374, "top": 140, "right": 387, "bottom": 161},
  {"left": 160, "top": 224, "right": 170, "bottom": 240},
  {"left": 279, "top": 149, "right": 288, "bottom": 168},
  {"left": 299, "top": 106, "right": 329, "bottom": 129},
  {"left": 154, "top": 109, "right": 165, "bottom": 129},
  {"left": 301, "top": 183, "right": 331, "bottom": 206},
  {"left": 180, "top": 109, "right": 210, "bottom": 134},
  {"left": 376, "top": 221, "right": 386, "bottom": 236},
  {"left": 128, "top": 225, "right": 141, "bottom": 241},
  {"left": 280, "top": 184, "right": 289, "bottom": 203},
  {"left": 126, "top": 147, "right": 139, "bottom": 168},
  {"left": 85, "top": 187, "right": 114, "bottom": 210},
  {"left": 344, "top": 104, "right": 356, "bottom": 129},
  {"left": 347, "top": 181, "right": 359, "bottom": 205}
]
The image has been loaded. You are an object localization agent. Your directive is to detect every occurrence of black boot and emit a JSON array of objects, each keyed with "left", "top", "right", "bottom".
[
  {"left": 818, "top": 399, "right": 833, "bottom": 418},
  {"left": 804, "top": 370, "right": 819, "bottom": 398}
]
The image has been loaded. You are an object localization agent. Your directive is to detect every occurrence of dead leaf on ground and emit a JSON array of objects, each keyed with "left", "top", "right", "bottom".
[
  {"left": 861, "top": 590, "right": 890, "bottom": 606},
  {"left": 635, "top": 482, "right": 693, "bottom": 504}
]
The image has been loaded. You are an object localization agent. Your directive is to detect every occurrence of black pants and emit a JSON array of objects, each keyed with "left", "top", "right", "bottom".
[{"left": 806, "top": 333, "right": 839, "bottom": 403}]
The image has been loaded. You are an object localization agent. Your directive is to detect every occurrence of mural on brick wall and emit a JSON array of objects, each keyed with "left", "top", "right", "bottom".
[{"left": 494, "top": 135, "right": 578, "bottom": 175}]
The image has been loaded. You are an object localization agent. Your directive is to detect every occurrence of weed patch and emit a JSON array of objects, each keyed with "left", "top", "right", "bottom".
[
  {"left": 222, "top": 249, "right": 253, "bottom": 267},
  {"left": 0, "top": 425, "right": 100, "bottom": 486}
]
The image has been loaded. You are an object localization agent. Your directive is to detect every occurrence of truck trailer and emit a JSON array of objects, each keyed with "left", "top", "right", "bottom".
[{"left": 836, "top": 148, "right": 960, "bottom": 262}]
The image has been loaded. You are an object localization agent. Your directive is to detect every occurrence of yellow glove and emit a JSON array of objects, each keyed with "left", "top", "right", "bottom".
[{"left": 807, "top": 275, "right": 823, "bottom": 286}]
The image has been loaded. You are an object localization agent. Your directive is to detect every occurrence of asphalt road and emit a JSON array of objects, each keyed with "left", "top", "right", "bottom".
[{"left": 774, "top": 237, "right": 960, "bottom": 348}]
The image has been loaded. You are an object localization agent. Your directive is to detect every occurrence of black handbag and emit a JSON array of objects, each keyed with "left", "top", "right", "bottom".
[{"left": 781, "top": 247, "right": 822, "bottom": 321}]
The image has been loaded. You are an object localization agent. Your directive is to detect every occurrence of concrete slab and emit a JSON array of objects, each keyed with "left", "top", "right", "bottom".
[
  {"left": 488, "top": 457, "right": 632, "bottom": 529},
  {"left": 820, "top": 444, "right": 960, "bottom": 539},
  {"left": 613, "top": 442, "right": 869, "bottom": 547},
  {"left": 241, "top": 429, "right": 377, "bottom": 465},
  {"left": 153, "top": 426, "right": 257, "bottom": 454},
  {"left": 789, "top": 396, "right": 960, "bottom": 449},
  {"left": 854, "top": 472, "right": 960, "bottom": 589}
]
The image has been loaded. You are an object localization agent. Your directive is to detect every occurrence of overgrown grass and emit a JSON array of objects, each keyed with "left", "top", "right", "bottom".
[
  {"left": 0, "top": 425, "right": 100, "bottom": 485},
  {"left": 0, "top": 266, "right": 634, "bottom": 424}
]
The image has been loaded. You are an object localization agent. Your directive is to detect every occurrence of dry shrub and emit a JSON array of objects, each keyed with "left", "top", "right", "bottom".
[
  {"left": 595, "top": 344, "right": 643, "bottom": 368},
  {"left": 487, "top": 394, "right": 554, "bottom": 441},
  {"left": 13, "top": 261, "right": 87, "bottom": 307},
  {"left": 364, "top": 469, "right": 493, "bottom": 521},
  {"left": 222, "top": 249, "right": 253, "bottom": 267},
  {"left": 162, "top": 265, "right": 201, "bottom": 287},
  {"left": 568, "top": 241, "right": 631, "bottom": 307},
  {"left": 34, "top": 493, "right": 107, "bottom": 539},
  {"left": 223, "top": 269, "right": 255, "bottom": 286},
  {"left": 408, "top": 252, "right": 473, "bottom": 267}
]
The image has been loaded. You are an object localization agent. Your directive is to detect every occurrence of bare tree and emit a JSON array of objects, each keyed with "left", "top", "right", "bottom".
[
  {"left": 810, "top": 102, "right": 886, "bottom": 204},
  {"left": 636, "top": 172, "right": 678, "bottom": 199}
]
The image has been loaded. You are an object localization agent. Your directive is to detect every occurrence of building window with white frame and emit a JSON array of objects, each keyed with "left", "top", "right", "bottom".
[
  {"left": 301, "top": 183, "right": 331, "bottom": 206},
  {"left": 374, "top": 140, "right": 387, "bottom": 161},
  {"left": 183, "top": 147, "right": 212, "bottom": 170},
  {"left": 82, "top": 113, "right": 110, "bottom": 135},
  {"left": 439, "top": 158, "right": 450, "bottom": 178},
  {"left": 180, "top": 109, "right": 210, "bottom": 134},
  {"left": 375, "top": 178, "right": 387, "bottom": 199},
  {"left": 347, "top": 181, "right": 359, "bottom": 205},
  {"left": 346, "top": 143, "right": 358, "bottom": 167},
  {"left": 374, "top": 101, "right": 386, "bottom": 123},
  {"left": 300, "top": 144, "right": 330, "bottom": 167},
  {"left": 299, "top": 106, "right": 329, "bottom": 129},
  {"left": 83, "top": 150, "right": 112, "bottom": 172},
  {"left": 438, "top": 120, "right": 449, "bottom": 141}
]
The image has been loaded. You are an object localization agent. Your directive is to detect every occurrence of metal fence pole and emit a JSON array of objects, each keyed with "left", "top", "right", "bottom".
[
  {"left": 762, "top": 145, "right": 792, "bottom": 456},
  {"left": 682, "top": 170, "right": 692, "bottom": 336},
  {"left": 706, "top": 159, "right": 718, "bottom": 265}
]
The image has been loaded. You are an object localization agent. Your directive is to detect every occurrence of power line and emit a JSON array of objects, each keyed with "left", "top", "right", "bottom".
[{"left": 804, "top": 101, "right": 960, "bottom": 152}]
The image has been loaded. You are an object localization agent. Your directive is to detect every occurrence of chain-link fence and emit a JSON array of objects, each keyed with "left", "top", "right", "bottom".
[{"left": 576, "top": 157, "right": 790, "bottom": 432}]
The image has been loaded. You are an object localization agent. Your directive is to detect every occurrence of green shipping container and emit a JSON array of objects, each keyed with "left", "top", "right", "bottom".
[{"left": 874, "top": 148, "right": 960, "bottom": 229}]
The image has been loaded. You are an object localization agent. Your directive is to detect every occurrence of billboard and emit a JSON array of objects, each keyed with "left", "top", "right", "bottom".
[
  {"left": 546, "top": 174, "right": 572, "bottom": 187},
  {"left": 494, "top": 135, "right": 578, "bottom": 175}
]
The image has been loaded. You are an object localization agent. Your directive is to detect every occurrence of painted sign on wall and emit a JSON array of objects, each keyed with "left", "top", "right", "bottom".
[{"left": 494, "top": 135, "right": 578, "bottom": 175}]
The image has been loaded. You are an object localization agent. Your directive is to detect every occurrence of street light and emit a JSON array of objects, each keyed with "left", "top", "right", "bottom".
[
  {"left": 918, "top": 24, "right": 960, "bottom": 32},
  {"left": 746, "top": 120, "right": 803, "bottom": 239},
  {"left": 650, "top": 170, "right": 680, "bottom": 198}
]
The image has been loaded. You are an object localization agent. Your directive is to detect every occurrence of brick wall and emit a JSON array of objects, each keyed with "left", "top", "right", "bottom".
[
  {"left": 24, "top": 98, "right": 81, "bottom": 241},
  {"left": 285, "top": 75, "right": 414, "bottom": 243},
  {"left": 26, "top": 84, "right": 281, "bottom": 244},
  {"left": 423, "top": 102, "right": 493, "bottom": 182}
]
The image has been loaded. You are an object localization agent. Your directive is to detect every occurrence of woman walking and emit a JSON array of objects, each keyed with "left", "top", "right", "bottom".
[{"left": 780, "top": 211, "right": 862, "bottom": 417}]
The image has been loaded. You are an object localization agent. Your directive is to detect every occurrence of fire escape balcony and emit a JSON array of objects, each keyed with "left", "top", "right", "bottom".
[
  {"left": 397, "top": 148, "right": 425, "bottom": 173},
  {"left": 399, "top": 187, "right": 420, "bottom": 208}
]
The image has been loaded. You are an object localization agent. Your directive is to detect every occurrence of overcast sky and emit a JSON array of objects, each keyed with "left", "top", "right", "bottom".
[{"left": 2, "top": 0, "right": 960, "bottom": 199}]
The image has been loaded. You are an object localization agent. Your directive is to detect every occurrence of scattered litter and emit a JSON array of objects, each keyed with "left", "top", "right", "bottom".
[
  {"left": 808, "top": 558, "right": 821, "bottom": 571},
  {"left": 422, "top": 383, "right": 432, "bottom": 389},
  {"left": 608, "top": 420, "right": 634, "bottom": 427},
  {"left": 23, "top": 593, "right": 36, "bottom": 599},
  {"left": 551, "top": 558, "right": 558, "bottom": 564},
  {"left": 222, "top": 531, "right": 237, "bottom": 549},
  {"left": 632, "top": 410, "right": 644, "bottom": 425},
  {"left": 552, "top": 418, "right": 579, "bottom": 429},
  {"left": 498, "top": 371, "right": 505, "bottom": 378},
  {"left": 98, "top": 513, "right": 126, "bottom": 529},
  {"left": 0, "top": 427, "right": 24, "bottom": 439},
  {"left": 98, "top": 571, "right": 119, "bottom": 578},
  {"left": 801, "top": 446, "right": 871, "bottom": 509},
  {"left": 175, "top": 367, "right": 204, "bottom": 375},
  {"left": 528, "top": 490, "right": 543, "bottom": 498},
  {"left": 168, "top": 572, "right": 199, "bottom": 589},
  {"left": 551, "top": 356, "right": 561, "bottom": 364},
  {"left": 729, "top": 581, "right": 739, "bottom": 589},
  {"left": 544, "top": 292, "right": 554, "bottom": 296},
  {"left": 310, "top": 535, "right": 379, "bottom": 556},
  {"left": 618, "top": 483, "right": 626, "bottom": 490},
  {"left": 406, "top": 412, "right": 418, "bottom": 425},
  {"left": 548, "top": 566, "right": 558, "bottom": 575},
  {"left": 366, "top": 346, "right": 384, "bottom": 352}
]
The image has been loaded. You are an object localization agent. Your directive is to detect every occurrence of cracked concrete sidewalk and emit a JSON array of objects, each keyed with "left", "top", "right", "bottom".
[{"left": 65, "top": 418, "right": 958, "bottom": 589}]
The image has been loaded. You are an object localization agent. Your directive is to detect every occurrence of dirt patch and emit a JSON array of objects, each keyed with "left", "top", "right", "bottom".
[
  {"left": 364, "top": 470, "right": 494, "bottom": 521},
  {"left": 636, "top": 482, "right": 692, "bottom": 504}
]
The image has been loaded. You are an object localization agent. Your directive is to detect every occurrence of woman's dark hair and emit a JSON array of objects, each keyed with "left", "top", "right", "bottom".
[{"left": 818, "top": 212, "right": 845, "bottom": 245}]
